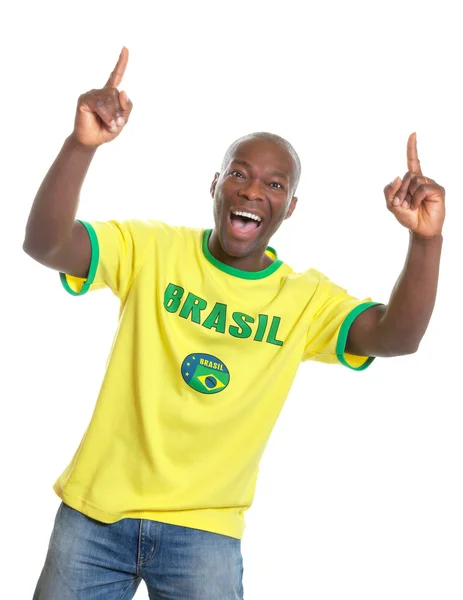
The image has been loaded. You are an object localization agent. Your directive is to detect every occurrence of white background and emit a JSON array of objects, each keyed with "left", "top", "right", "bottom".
[{"left": 2, "top": 0, "right": 462, "bottom": 598}]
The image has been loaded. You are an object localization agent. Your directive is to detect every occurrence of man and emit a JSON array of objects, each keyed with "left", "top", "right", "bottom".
[{"left": 24, "top": 47, "right": 444, "bottom": 600}]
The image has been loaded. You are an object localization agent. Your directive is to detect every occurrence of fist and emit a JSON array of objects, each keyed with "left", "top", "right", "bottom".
[{"left": 72, "top": 47, "right": 133, "bottom": 148}]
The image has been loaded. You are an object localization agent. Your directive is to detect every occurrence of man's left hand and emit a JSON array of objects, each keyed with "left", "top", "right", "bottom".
[{"left": 384, "top": 133, "right": 445, "bottom": 238}]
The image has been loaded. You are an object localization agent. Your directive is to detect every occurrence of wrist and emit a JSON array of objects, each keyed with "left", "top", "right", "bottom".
[
  {"left": 409, "top": 230, "right": 443, "bottom": 245},
  {"left": 66, "top": 133, "right": 99, "bottom": 154}
]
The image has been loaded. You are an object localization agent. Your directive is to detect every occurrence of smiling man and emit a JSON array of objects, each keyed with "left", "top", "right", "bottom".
[
  {"left": 24, "top": 48, "right": 445, "bottom": 600},
  {"left": 209, "top": 133, "right": 299, "bottom": 270}
]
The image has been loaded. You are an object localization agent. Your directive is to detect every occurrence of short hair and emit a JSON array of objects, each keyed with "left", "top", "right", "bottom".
[{"left": 220, "top": 132, "right": 301, "bottom": 194}]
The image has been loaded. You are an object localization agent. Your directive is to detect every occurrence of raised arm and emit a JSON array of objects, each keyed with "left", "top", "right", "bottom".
[
  {"left": 23, "top": 47, "right": 133, "bottom": 278},
  {"left": 346, "top": 133, "right": 445, "bottom": 357}
]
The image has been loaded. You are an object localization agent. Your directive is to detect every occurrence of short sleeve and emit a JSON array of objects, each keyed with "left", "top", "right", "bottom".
[
  {"left": 60, "top": 219, "right": 156, "bottom": 299},
  {"left": 302, "top": 271, "right": 381, "bottom": 371}
]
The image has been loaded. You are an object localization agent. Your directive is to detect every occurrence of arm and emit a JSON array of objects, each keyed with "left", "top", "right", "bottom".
[
  {"left": 346, "top": 133, "right": 445, "bottom": 358},
  {"left": 23, "top": 47, "right": 133, "bottom": 278}
]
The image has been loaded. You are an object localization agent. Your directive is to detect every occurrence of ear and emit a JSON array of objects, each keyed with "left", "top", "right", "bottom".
[
  {"left": 284, "top": 196, "right": 298, "bottom": 220},
  {"left": 210, "top": 172, "right": 220, "bottom": 198}
]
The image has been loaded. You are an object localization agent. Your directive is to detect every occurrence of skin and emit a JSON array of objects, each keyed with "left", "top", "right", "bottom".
[
  {"left": 209, "top": 138, "right": 298, "bottom": 272},
  {"left": 23, "top": 48, "right": 445, "bottom": 359}
]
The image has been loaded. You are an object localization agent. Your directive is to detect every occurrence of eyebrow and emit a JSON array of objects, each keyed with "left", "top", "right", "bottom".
[{"left": 231, "top": 159, "right": 289, "bottom": 181}]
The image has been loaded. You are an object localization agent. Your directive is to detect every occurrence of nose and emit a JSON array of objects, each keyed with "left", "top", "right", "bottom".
[{"left": 239, "top": 178, "right": 264, "bottom": 202}]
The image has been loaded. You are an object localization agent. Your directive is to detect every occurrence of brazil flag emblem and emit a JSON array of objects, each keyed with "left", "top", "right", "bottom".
[{"left": 181, "top": 353, "right": 230, "bottom": 394}]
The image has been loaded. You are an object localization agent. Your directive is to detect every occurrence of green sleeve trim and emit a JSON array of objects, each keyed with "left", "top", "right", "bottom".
[
  {"left": 59, "top": 220, "right": 99, "bottom": 296},
  {"left": 336, "top": 302, "right": 382, "bottom": 371}
]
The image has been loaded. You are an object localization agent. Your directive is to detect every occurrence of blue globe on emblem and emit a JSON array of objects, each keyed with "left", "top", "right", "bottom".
[{"left": 205, "top": 376, "right": 216, "bottom": 388}]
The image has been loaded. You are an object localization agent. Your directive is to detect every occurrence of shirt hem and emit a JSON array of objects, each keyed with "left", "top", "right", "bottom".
[{"left": 53, "top": 484, "right": 245, "bottom": 540}]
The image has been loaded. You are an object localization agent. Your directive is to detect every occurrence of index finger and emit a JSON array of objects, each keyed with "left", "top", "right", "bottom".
[
  {"left": 104, "top": 46, "right": 129, "bottom": 88},
  {"left": 407, "top": 132, "right": 422, "bottom": 175}
]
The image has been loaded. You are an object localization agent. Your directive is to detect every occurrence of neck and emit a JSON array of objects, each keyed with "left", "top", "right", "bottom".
[{"left": 208, "top": 230, "right": 273, "bottom": 272}]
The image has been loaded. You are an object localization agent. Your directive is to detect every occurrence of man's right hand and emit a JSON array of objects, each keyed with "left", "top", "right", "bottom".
[
  {"left": 72, "top": 47, "right": 133, "bottom": 148},
  {"left": 24, "top": 47, "right": 133, "bottom": 275}
]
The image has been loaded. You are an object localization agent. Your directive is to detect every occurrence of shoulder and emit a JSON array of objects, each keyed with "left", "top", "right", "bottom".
[
  {"left": 280, "top": 265, "right": 329, "bottom": 286},
  {"left": 144, "top": 221, "right": 204, "bottom": 247},
  {"left": 101, "top": 219, "right": 203, "bottom": 243}
]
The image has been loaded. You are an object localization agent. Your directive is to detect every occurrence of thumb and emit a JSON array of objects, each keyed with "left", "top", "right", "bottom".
[
  {"left": 384, "top": 176, "right": 402, "bottom": 209},
  {"left": 119, "top": 90, "right": 133, "bottom": 121}
]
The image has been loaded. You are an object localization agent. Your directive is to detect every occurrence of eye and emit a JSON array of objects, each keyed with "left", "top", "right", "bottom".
[
  {"left": 270, "top": 182, "right": 284, "bottom": 189},
  {"left": 230, "top": 170, "right": 244, "bottom": 178}
]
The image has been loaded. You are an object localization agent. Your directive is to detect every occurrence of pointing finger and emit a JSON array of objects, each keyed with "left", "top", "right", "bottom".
[
  {"left": 105, "top": 46, "right": 129, "bottom": 88},
  {"left": 407, "top": 132, "right": 422, "bottom": 175}
]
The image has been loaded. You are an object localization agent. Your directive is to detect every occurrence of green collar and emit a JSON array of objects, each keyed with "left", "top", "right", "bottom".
[{"left": 202, "top": 229, "right": 283, "bottom": 280}]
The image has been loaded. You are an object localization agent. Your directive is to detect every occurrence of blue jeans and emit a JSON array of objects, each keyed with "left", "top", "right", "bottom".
[{"left": 33, "top": 503, "right": 244, "bottom": 599}]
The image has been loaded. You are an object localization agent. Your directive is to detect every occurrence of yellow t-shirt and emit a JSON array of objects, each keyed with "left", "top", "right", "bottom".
[{"left": 54, "top": 219, "right": 379, "bottom": 539}]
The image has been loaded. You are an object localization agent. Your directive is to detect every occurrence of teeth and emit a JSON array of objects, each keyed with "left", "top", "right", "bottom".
[{"left": 232, "top": 210, "right": 262, "bottom": 222}]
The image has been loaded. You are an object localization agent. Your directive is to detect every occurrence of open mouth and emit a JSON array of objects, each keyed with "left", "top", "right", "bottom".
[{"left": 229, "top": 210, "right": 263, "bottom": 234}]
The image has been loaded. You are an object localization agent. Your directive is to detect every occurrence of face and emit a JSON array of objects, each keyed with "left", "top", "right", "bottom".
[{"left": 210, "top": 138, "right": 298, "bottom": 259}]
